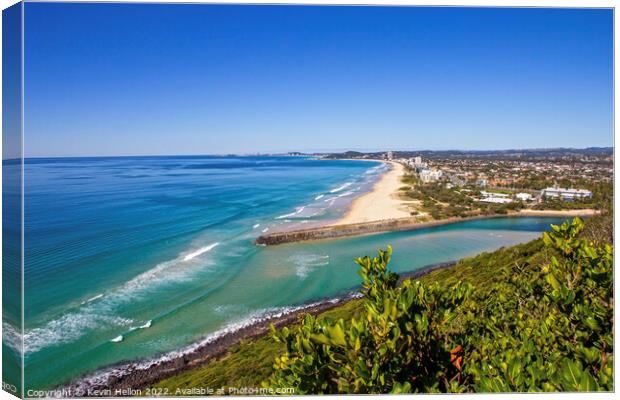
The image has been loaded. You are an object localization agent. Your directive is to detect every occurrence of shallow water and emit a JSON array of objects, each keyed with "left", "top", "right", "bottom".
[{"left": 4, "top": 156, "right": 566, "bottom": 390}]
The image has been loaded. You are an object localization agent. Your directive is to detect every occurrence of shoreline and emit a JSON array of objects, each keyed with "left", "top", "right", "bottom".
[
  {"left": 255, "top": 209, "right": 599, "bottom": 246},
  {"left": 62, "top": 208, "right": 599, "bottom": 394},
  {"left": 332, "top": 161, "right": 412, "bottom": 225},
  {"left": 258, "top": 158, "right": 599, "bottom": 246},
  {"left": 62, "top": 260, "right": 458, "bottom": 396}
]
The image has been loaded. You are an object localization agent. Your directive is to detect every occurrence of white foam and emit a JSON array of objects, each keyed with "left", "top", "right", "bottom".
[
  {"left": 337, "top": 190, "right": 355, "bottom": 198},
  {"left": 252, "top": 223, "right": 260, "bottom": 229},
  {"left": 261, "top": 228, "right": 269, "bottom": 233},
  {"left": 79, "top": 293, "right": 104, "bottom": 305},
  {"left": 64, "top": 299, "right": 347, "bottom": 395},
  {"left": 275, "top": 206, "right": 306, "bottom": 220},
  {"left": 87, "top": 294, "right": 104, "bottom": 303},
  {"left": 23, "top": 313, "right": 133, "bottom": 354},
  {"left": 365, "top": 164, "right": 386, "bottom": 174},
  {"left": 183, "top": 243, "right": 219, "bottom": 262},
  {"left": 2, "top": 322, "right": 22, "bottom": 354},
  {"left": 139, "top": 320, "right": 152, "bottom": 329},
  {"left": 289, "top": 254, "right": 330, "bottom": 279},
  {"left": 314, "top": 194, "right": 324, "bottom": 200},
  {"left": 22, "top": 241, "right": 221, "bottom": 354},
  {"left": 329, "top": 182, "right": 353, "bottom": 193},
  {"left": 110, "top": 335, "right": 123, "bottom": 343}
]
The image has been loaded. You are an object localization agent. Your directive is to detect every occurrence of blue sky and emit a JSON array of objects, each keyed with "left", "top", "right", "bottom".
[{"left": 24, "top": 4, "right": 613, "bottom": 156}]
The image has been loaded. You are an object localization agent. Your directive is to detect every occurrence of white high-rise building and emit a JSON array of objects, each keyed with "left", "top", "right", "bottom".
[
  {"left": 386, "top": 151, "right": 393, "bottom": 161},
  {"left": 419, "top": 169, "right": 443, "bottom": 183}
]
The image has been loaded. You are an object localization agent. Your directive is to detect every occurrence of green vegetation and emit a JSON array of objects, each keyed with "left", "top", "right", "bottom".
[
  {"left": 153, "top": 217, "right": 613, "bottom": 394},
  {"left": 401, "top": 180, "right": 475, "bottom": 219},
  {"left": 152, "top": 335, "right": 280, "bottom": 392},
  {"left": 151, "top": 300, "right": 364, "bottom": 393},
  {"left": 400, "top": 159, "right": 613, "bottom": 219},
  {"left": 400, "top": 177, "right": 526, "bottom": 219},
  {"left": 269, "top": 217, "right": 613, "bottom": 393}
]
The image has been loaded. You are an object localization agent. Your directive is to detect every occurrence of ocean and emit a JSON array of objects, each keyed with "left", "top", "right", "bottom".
[{"left": 4, "top": 156, "right": 565, "bottom": 391}]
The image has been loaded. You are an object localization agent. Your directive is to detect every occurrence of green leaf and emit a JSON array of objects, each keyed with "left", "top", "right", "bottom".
[
  {"left": 579, "top": 371, "right": 599, "bottom": 391},
  {"left": 560, "top": 359, "right": 583, "bottom": 390},
  {"left": 390, "top": 381, "right": 411, "bottom": 394},
  {"left": 326, "top": 324, "right": 347, "bottom": 347}
]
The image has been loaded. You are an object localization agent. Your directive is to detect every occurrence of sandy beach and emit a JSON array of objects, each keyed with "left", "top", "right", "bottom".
[
  {"left": 334, "top": 161, "right": 411, "bottom": 225},
  {"left": 515, "top": 209, "right": 599, "bottom": 217}
]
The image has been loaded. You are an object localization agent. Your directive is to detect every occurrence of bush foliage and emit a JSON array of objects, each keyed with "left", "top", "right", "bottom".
[{"left": 268, "top": 218, "right": 613, "bottom": 393}]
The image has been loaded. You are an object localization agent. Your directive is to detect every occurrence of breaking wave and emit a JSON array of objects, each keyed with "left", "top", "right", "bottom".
[
  {"left": 329, "top": 182, "right": 353, "bottom": 193},
  {"left": 275, "top": 206, "right": 306, "bottom": 219},
  {"left": 182, "top": 243, "right": 219, "bottom": 261},
  {"left": 19, "top": 241, "right": 221, "bottom": 355},
  {"left": 64, "top": 297, "right": 356, "bottom": 395}
]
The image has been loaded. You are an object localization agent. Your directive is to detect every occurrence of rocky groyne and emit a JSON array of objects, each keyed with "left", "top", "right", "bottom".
[{"left": 255, "top": 210, "right": 598, "bottom": 246}]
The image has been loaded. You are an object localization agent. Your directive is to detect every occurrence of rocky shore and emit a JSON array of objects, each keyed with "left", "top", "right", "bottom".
[
  {"left": 61, "top": 261, "right": 458, "bottom": 396},
  {"left": 255, "top": 210, "right": 598, "bottom": 246}
]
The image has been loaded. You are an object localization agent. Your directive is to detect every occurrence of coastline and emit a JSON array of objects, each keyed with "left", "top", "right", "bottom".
[
  {"left": 258, "top": 159, "right": 599, "bottom": 246},
  {"left": 62, "top": 260, "right": 458, "bottom": 396},
  {"left": 255, "top": 209, "right": 599, "bottom": 246},
  {"left": 57, "top": 160, "right": 601, "bottom": 395},
  {"left": 333, "top": 161, "right": 412, "bottom": 225}
]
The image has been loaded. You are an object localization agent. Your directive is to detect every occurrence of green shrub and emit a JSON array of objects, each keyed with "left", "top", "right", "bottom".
[{"left": 268, "top": 218, "right": 613, "bottom": 393}]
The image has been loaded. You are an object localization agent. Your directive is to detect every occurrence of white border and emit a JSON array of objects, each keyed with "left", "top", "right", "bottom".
[{"left": 0, "top": 1, "right": 616, "bottom": 399}]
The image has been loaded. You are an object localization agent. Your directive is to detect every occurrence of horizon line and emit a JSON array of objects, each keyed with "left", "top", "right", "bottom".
[{"left": 3, "top": 145, "right": 614, "bottom": 161}]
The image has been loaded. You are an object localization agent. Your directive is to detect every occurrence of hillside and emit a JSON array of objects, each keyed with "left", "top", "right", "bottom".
[{"left": 152, "top": 215, "right": 612, "bottom": 394}]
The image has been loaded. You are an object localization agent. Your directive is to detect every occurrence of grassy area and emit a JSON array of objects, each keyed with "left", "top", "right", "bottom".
[{"left": 152, "top": 335, "right": 279, "bottom": 393}]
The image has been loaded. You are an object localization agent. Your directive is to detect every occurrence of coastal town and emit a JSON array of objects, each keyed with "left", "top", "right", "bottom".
[
  {"left": 329, "top": 148, "right": 611, "bottom": 218},
  {"left": 256, "top": 148, "right": 611, "bottom": 245}
]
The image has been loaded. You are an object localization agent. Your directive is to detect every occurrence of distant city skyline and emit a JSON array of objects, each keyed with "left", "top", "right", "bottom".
[
  {"left": 24, "top": 4, "right": 613, "bottom": 157},
  {"left": 18, "top": 145, "right": 612, "bottom": 159}
]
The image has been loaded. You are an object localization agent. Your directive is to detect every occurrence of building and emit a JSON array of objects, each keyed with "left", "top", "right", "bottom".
[
  {"left": 479, "top": 191, "right": 513, "bottom": 204},
  {"left": 480, "top": 197, "right": 513, "bottom": 204},
  {"left": 412, "top": 156, "right": 428, "bottom": 172},
  {"left": 449, "top": 175, "right": 466, "bottom": 187},
  {"left": 515, "top": 193, "right": 533, "bottom": 202},
  {"left": 419, "top": 168, "right": 443, "bottom": 183},
  {"left": 386, "top": 151, "right": 393, "bottom": 161},
  {"left": 541, "top": 187, "right": 592, "bottom": 201},
  {"left": 476, "top": 178, "right": 488, "bottom": 187}
]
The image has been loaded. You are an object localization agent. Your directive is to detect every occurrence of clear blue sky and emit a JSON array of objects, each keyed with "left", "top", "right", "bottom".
[{"left": 24, "top": 4, "right": 613, "bottom": 157}]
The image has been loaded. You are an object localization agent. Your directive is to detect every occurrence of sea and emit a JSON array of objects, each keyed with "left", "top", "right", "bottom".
[{"left": 2, "top": 156, "right": 567, "bottom": 391}]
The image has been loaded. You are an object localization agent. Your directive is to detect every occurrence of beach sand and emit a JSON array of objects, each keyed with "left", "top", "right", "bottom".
[
  {"left": 515, "top": 209, "right": 599, "bottom": 217},
  {"left": 333, "top": 161, "right": 412, "bottom": 225}
]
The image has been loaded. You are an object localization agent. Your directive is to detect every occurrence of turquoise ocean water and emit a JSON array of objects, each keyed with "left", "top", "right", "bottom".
[{"left": 4, "top": 156, "right": 566, "bottom": 391}]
